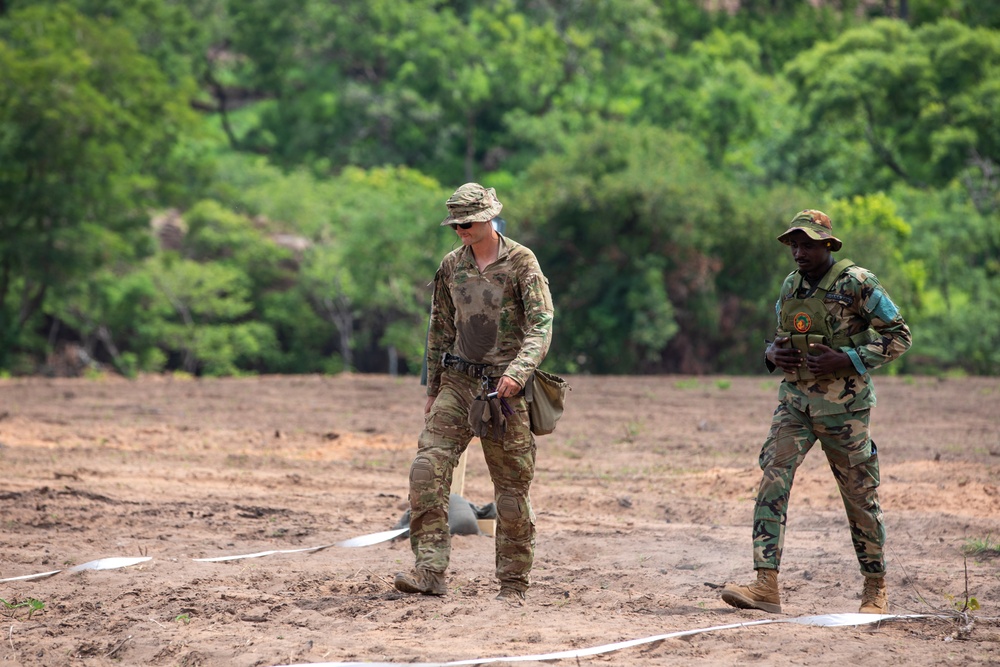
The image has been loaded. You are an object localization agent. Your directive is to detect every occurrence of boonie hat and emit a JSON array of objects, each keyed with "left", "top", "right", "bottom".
[
  {"left": 777, "top": 209, "right": 843, "bottom": 252},
  {"left": 441, "top": 183, "right": 503, "bottom": 226}
]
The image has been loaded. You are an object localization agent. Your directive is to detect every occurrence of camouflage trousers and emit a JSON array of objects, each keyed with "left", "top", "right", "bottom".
[
  {"left": 752, "top": 403, "right": 886, "bottom": 577},
  {"left": 406, "top": 369, "right": 537, "bottom": 591}
]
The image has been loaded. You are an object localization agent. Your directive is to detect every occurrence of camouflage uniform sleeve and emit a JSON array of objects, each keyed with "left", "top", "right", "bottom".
[
  {"left": 848, "top": 271, "right": 912, "bottom": 373},
  {"left": 502, "top": 257, "right": 554, "bottom": 389},
  {"left": 425, "top": 261, "right": 457, "bottom": 397}
]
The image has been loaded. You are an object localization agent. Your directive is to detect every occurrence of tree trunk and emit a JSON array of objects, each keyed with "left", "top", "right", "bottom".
[
  {"left": 97, "top": 325, "right": 125, "bottom": 372},
  {"left": 18, "top": 280, "right": 47, "bottom": 331},
  {"left": 388, "top": 345, "right": 398, "bottom": 377},
  {"left": 155, "top": 277, "right": 198, "bottom": 373},
  {"left": 205, "top": 60, "right": 240, "bottom": 149},
  {"left": 322, "top": 294, "right": 354, "bottom": 370}
]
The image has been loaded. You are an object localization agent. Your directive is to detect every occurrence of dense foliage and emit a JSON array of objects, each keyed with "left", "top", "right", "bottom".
[{"left": 1, "top": 0, "right": 997, "bottom": 377}]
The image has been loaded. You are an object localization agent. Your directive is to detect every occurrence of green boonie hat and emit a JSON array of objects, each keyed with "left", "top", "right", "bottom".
[
  {"left": 777, "top": 209, "right": 843, "bottom": 252},
  {"left": 441, "top": 182, "right": 503, "bottom": 226}
]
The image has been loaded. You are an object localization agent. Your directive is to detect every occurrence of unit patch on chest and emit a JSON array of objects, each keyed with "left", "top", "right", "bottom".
[{"left": 793, "top": 312, "right": 812, "bottom": 333}]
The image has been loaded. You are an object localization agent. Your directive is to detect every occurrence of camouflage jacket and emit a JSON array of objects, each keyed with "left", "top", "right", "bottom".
[
  {"left": 425, "top": 234, "right": 554, "bottom": 396},
  {"left": 766, "top": 261, "right": 912, "bottom": 416}
]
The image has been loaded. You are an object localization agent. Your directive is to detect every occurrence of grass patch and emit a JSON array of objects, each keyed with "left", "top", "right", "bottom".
[
  {"left": 961, "top": 535, "right": 1000, "bottom": 559},
  {"left": 1, "top": 597, "right": 45, "bottom": 619},
  {"left": 620, "top": 420, "right": 642, "bottom": 443},
  {"left": 673, "top": 378, "right": 701, "bottom": 390}
]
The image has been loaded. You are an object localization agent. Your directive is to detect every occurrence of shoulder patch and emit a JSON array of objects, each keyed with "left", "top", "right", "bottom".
[{"left": 866, "top": 287, "right": 900, "bottom": 322}]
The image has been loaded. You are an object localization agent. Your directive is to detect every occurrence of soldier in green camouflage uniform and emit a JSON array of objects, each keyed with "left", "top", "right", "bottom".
[
  {"left": 393, "top": 183, "right": 554, "bottom": 603},
  {"left": 721, "top": 210, "right": 911, "bottom": 615}
]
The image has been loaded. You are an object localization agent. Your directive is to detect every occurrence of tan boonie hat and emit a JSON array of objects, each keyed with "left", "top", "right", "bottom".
[
  {"left": 440, "top": 182, "right": 503, "bottom": 226},
  {"left": 777, "top": 209, "right": 843, "bottom": 252}
]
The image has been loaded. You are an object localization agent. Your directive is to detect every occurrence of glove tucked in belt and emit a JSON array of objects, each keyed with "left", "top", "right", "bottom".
[{"left": 468, "top": 396, "right": 507, "bottom": 440}]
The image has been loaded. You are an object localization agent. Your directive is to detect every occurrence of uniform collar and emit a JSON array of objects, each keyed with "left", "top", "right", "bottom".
[{"left": 460, "top": 231, "right": 509, "bottom": 267}]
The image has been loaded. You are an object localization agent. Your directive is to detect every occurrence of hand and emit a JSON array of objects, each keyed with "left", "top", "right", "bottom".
[
  {"left": 425, "top": 395, "right": 436, "bottom": 415},
  {"left": 495, "top": 375, "right": 522, "bottom": 399},
  {"left": 767, "top": 336, "right": 803, "bottom": 373},
  {"left": 804, "top": 343, "right": 851, "bottom": 375}
]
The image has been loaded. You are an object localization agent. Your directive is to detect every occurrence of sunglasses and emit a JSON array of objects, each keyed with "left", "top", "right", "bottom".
[{"left": 450, "top": 221, "right": 475, "bottom": 230}]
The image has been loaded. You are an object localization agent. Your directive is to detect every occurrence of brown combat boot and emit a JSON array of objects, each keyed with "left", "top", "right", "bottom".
[
  {"left": 859, "top": 576, "right": 888, "bottom": 614},
  {"left": 496, "top": 586, "right": 526, "bottom": 605},
  {"left": 720, "top": 569, "right": 782, "bottom": 614},
  {"left": 393, "top": 568, "right": 446, "bottom": 596}
]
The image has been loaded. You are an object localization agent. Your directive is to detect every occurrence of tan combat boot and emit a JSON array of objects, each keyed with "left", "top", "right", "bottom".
[
  {"left": 859, "top": 576, "right": 888, "bottom": 614},
  {"left": 720, "top": 569, "right": 782, "bottom": 614},
  {"left": 496, "top": 586, "right": 526, "bottom": 605},
  {"left": 393, "top": 568, "right": 446, "bottom": 596}
]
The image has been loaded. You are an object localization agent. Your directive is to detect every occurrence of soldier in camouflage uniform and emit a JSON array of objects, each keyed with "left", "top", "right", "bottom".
[
  {"left": 721, "top": 210, "right": 911, "bottom": 615},
  {"left": 393, "top": 183, "right": 554, "bottom": 603}
]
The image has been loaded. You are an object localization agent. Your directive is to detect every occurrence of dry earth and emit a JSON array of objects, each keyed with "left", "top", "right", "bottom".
[{"left": 1, "top": 373, "right": 999, "bottom": 667}]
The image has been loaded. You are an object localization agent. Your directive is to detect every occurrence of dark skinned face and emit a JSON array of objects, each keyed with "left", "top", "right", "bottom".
[{"left": 784, "top": 230, "right": 834, "bottom": 281}]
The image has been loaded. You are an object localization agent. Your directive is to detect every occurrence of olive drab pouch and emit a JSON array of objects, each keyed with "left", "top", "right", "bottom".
[
  {"left": 525, "top": 369, "right": 570, "bottom": 436},
  {"left": 789, "top": 333, "right": 826, "bottom": 355}
]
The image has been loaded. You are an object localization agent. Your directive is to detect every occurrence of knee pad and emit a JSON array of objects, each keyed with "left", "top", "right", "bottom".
[
  {"left": 409, "top": 456, "right": 435, "bottom": 485},
  {"left": 496, "top": 494, "right": 523, "bottom": 520}
]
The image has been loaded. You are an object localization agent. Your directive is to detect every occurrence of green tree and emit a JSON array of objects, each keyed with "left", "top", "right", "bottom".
[
  {"left": 891, "top": 184, "right": 1000, "bottom": 373},
  {"left": 0, "top": 4, "right": 200, "bottom": 368},
  {"left": 145, "top": 255, "right": 277, "bottom": 376},
  {"left": 784, "top": 19, "right": 1000, "bottom": 197},
  {"left": 46, "top": 251, "right": 165, "bottom": 377},
  {"left": 226, "top": 0, "right": 466, "bottom": 175},
  {"left": 517, "top": 124, "right": 723, "bottom": 373},
  {"left": 298, "top": 166, "right": 448, "bottom": 373},
  {"left": 722, "top": 0, "right": 859, "bottom": 73},
  {"left": 9, "top": 0, "right": 224, "bottom": 85},
  {"left": 910, "top": 0, "right": 1000, "bottom": 29},
  {"left": 223, "top": 0, "right": 706, "bottom": 185},
  {"left": 825, "top": 193, "right": 922, "bottom": 318}
]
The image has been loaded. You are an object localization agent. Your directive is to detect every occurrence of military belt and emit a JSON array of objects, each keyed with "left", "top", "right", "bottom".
[{"left": 441, "top": 353, "right": 507, "bottom": 379}]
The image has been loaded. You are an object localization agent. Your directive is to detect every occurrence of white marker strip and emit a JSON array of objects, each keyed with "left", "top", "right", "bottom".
[
  {"left": 273, "top": 614, "right": 936, "bottom": 667},
  {"left": 193, "top": 544, "right": 337, "bottom": 562},
  {"left": 69, "top": 557, "right": 152, "bottom": 572},
  {"left": 1, "top": 528, "right": 404, "bottom": 581},
  {"left": 336, "top": 528, "right": 407, "bottom": 548},
  {"left": 193, "top": 528, "right": 406, "bottom": 561},
  {"left": 0, "top": 557, "right": 153, "bottom": 582},
  {"left": 0, "top": 569, "right": 63, "bottom": 583}
]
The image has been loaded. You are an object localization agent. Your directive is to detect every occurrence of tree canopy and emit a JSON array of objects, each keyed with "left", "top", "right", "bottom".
[{"left": 1, "top": 0, "right": 998, "bottom": 377}]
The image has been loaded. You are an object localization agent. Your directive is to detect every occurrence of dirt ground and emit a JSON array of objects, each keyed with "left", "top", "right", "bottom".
[{"left": 1, "top": 373, "right": 999, "bottom": 667}]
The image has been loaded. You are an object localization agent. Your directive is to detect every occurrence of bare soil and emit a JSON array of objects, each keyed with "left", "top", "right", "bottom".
[{"left": 1, "top": 373, "right": 999, "bottom": 667}]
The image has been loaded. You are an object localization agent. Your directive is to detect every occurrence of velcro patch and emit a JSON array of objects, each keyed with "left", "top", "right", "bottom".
[{"left": 826, "top": 293, "right": 854, "bottom": 306}]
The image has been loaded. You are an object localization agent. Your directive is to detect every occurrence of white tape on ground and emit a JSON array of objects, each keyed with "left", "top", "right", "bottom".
[
  {"left": 0, "top": 545, "right": 965, "bottom": 667},
  {"left": 69, "top": 557, "right": 152, "bottom": 571},
  {"left": 0, "top": 557, "right": 155, "bottom": 582},
  {"left": 193, "top": 527, "right": 407, "bottom": 560},
  {"left": 274, "top": 613, "right": 936, "bottom": 667},
  {"left": 0, "top": 569, "right": 63, "bottom": 583},
  {"left": 336, "top": 528, "right": 407, "bottom": 548},
  {"left": 0, "top": 528, "right": 406, "bottom": 580},
  {"left": 194, "top": 544, "right": 337, "bottom": 562}
]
